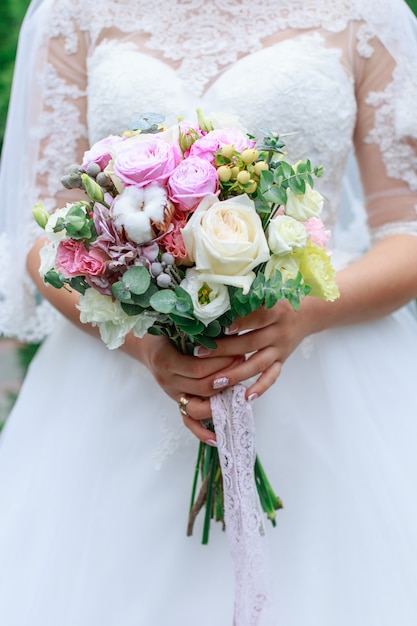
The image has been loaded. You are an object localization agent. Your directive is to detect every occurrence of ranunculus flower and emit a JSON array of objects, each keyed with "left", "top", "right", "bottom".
[
  {"left": 285, "top": 185, "right": 324, "bottom": 221},
  {"left": 189, "top": 128, "right": 255, "bottom": 163},
  {"left": 268, "top": 214, "right": 308, "bottom": 255},
  {"left": 55, "top": 240, "right": 107, "bottom": 278},
  {"left": 112, "top": 183, "right": 174, "bottom": 244},
  {"left": 181, "top": 194, "right": 270, "bottom": 294},
  {"left": 180, "top": 268, "right": 230, "bottom": 325},
  {"left": 168, "top": 156, "right": 219, "bottom": 211},
  {"left": 77, "top": 289, "right": 159, "bottom": 350},
  {"left": 82, "top": 135, "right": 124, "bottom": 170},
  {"left": 304, "top": 217, "right": 331, "bottom": 248},
  {"left": 297, "top": 242, "right": 340, "bottom": 301},
  {"left": 264, "top": 254, "right": 301, "bottom": 283},
  {"left": 113, "top": 137, "right": 181, "bottom": 187}
]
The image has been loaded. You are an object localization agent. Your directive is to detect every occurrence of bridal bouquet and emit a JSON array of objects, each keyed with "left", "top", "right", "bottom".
[{"left": 34, "top": 110, "right": 339, "bottom": 544}]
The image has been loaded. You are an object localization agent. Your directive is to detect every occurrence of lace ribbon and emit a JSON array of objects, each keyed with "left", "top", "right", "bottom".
[{"left": 210, "top": 384, "right": 275, "bottom": 626}]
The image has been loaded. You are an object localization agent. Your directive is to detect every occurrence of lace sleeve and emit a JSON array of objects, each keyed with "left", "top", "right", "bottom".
[
  {"left": 351, "top": 17, "right": 417, "bottom": 242},
  {"left": 0, "top": 0, "right": 89, "bottom": 341}
]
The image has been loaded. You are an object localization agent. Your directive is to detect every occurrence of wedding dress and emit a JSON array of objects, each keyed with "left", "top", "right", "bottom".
[{"left": 1, "top": 1, "right": 417, "bottom": 624}]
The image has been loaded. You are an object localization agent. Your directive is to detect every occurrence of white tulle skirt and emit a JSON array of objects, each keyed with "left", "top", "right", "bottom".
[{"left": 1, "top": 305, "right": 417, "bottom": 626}]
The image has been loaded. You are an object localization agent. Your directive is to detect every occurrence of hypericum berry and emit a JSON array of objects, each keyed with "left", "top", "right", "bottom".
[
  {"left": 217, "top": 165, "right": 232, "bottom": 182},
  {"left": 241, "top": 148, "right": 259, "bottom": 165},
  {"left": 237, "top": 170, "right": 251, "bottom": 185},
  {"left": 230, "top": 166, "right": 240, "bottom": 180},
  {"left": 254, "top": 161, "right": 269, "bottom": 176},
  {"left": 221, "top": 144, "right": 235, "bottom": 159},
  {"left": 245, "top": 181, "right": 258, "bottom": 193}
]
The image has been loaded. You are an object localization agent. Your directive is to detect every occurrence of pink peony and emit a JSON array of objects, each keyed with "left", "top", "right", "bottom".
[
  {"left": 304, "top": 217, "right": 331, "bottom": 248},
  {"left": 168, "top": 156, "right": 219, "bottom": 211},
  {"left": 82, "top": 135, "right": 124, "bottom": 170},
  {"left": 189, "top": 128, "right": 256, "bottom": 163},
  {"left": 113, "top": 138, "right": 181, "bottom": 188},
  {"left": 55, "top": 240, "right": 107, "bottom": 278}
]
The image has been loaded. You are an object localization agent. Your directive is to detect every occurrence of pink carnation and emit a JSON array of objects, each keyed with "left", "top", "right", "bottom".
[
  {"left": 82, "top": 135, "right": 124, "bottom": 170},
  {"left": 113, "top": 138, "right": 181, "bottom": 188},
  {"left": 161, "top": 212, "right": 188, "bottom": 259},
  {"left": 189, "top": 128, "right": 256, "bottom": 163},
  {"left": 304, "top": 217, "right": 331, "bottom": 247},
  {"left": 55, "top": 240, "right": 107, "bottom": 278},
  {"left": 168, "top": 156, "right": 219, "bottom": 211}
]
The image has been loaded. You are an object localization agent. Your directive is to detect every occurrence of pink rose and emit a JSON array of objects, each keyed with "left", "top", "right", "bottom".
[
  {"left": 82, "top": 135, "right": 124, "bottom": 170},
  {"left": 55, "top": 240, "right": 107, "bottom": 278},
  {"left": 189, "top": 128, "right": 256, "bottom": 163},
  {"left": 304, "top": 217, "right": 331, "bottom": 248},
  {"left": 168, "top": 157, "right": 219, "bottom": 211},
  {"left": 113, "top": 138, "right": 181, "bottom": 188}
]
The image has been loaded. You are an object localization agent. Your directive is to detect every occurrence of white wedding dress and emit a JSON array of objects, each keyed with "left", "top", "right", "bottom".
[{"left": 1, "top": 1, "right": 417, "bottom": 624}]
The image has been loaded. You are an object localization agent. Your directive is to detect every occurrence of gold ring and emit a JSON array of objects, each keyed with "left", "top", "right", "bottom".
[{"left": 178, "top": 396, "right": 189, "bottom": 417}]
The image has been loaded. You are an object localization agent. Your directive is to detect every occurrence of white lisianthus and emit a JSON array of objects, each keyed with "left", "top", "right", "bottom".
[
  {"left": 181, "top": 194, "right": 270, "bottom": 294},
  {"left": 38, "top": 241, "right": 59, "bottom": 277},
  {"left": 285, "top": 185, "right": 324, "bottom": 221},
  {"left": 77, "top": 289, "right": 158, "bottom": 350},
  {"left": 264, "top": 254, "right": 300, "bottom": 283},
  {"left": 180, "top": 268, "right": 230, "bottom": 326},
  {"left": 44, "top": 205, "right": 73, "bottom": 242},
  {"left": 268, "top": 214, "right": 308, "bottom": 255},
  {"left": 112, "top": 183, "right": 168, "bottom": 244}
]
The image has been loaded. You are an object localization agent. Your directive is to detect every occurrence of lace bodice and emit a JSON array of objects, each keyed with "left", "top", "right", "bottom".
[{"left": 1, "top": 0, "right": 417, "bottom": 342}]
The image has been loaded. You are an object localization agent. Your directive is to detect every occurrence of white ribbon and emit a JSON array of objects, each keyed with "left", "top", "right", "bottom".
[{"left": 211, "top": 384, "right": 276, "bottom": 626}]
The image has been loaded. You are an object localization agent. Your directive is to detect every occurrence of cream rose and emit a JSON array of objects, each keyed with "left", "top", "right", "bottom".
[
  {"left": 181, "top": 194, "right": 270, "bottom": 294},
  {"left": 268, "top": 214, "right": 308, "bottom": 255},
  {"left": 180, "top": 268, "right": 230, "bottom": 325},
  {"left": 285, "top": 185, "right": 324, "bottom": 221},
  {"left": 264, "top": 254, "right": 300, "bottom": 283}
]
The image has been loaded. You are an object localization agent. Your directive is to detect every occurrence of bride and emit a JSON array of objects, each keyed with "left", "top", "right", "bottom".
[{"left": 1, "top": 0, "right": 417, "bottom": 624}]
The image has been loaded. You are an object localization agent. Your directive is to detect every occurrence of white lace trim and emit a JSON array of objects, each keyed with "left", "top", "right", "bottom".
[
  {"left": 370, "top": 219, "right": 417, "bottom": 242},
  {"left": 211, "top": 385, "right": 275, "bottom": 626}
]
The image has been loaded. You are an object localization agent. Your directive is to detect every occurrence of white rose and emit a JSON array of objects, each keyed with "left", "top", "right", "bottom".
[
  {"left": 77, "top": 289, "right": 158, "bottom": 350},
  {"left": 181, "top": 194, "right": 270, "bottom": 294},
  {"left": 38, "top": 241, "right": 59, "bottom": 277},
  {"left": 264, "top": 254, "right": 300, "bottom": 283},
  {"left": 285, "top": 185, "right": 324, "bottom": 221},
  {"left": 180, "top": 268, "right": 230, "bottom": 326},
  {"left": 268, "top": 214, "right": 308, "bottom": 256}
]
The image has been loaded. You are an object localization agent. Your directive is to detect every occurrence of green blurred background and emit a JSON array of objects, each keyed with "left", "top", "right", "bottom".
[{"left": 0, "top": 0, "right": 416, "bottom": 424}]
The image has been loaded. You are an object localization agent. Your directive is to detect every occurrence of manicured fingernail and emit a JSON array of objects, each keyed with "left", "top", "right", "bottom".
[
  {"left": 248, "top": 393, "right": 259, "bottom": 402},
  {"left": 194, "top": 345, "right": 212, "bottom": 357},
  {"left": 206, "top": 439, "right": 217, "bottom": 447},
  {"left": 213, "top": 376, "right": 230, "bottom": 390},
  {"left": 225, "top": 323, "right": 239, "bottom": 335}
]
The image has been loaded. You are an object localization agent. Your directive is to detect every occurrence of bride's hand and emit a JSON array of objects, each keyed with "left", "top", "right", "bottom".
[
  {"left": 195, "top": 299, "right": 312, "bottom": 401},
  {"left": 123, "top": 332, "right": 243, "bottom": 442}
]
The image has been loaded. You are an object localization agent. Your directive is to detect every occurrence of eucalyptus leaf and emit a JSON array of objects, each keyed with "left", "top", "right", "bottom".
[
  {"left": 150, "top": 289, "right": 177, "bottom": 313},
  {"left": 131, "top": 282, "right": 159, "bottom": 307},
  {"left": 122, "top": 265, "right": 151, "bottom": 295},
  {"left": 204, "top": 320, "right": 222, "bottom": 337},
  {"left": 121, "top": 302, "right": 144, "bottom": 316},
  {"left": 112, "top": 281, "right": 132, "bottom": 303},
  {"left": 194, "top": 335, "right": 218, "bottom": 350}
]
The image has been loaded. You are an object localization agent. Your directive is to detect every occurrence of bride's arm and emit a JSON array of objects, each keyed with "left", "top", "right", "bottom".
[{"left": 191, "top": 26, "right": 417, "bottom": 413}]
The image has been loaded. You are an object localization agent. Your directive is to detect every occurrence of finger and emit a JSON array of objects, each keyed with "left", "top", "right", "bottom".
[
  {"left": 182, "top": 413, "right": 217, "bottom": 444},
  {"left": 177, "top": 395, "right": 212, "bottom": 421},
  {"left": 245, "top": 360, "right": 283, "bottom": 399},
  {"left": 208, "top": 347, "right": 278, "bottom": 393}
]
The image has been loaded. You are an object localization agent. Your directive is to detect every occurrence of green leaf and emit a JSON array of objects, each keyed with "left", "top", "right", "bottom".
[
  {"left": 150, "top": 289, "right": 178, "bottom": 313},
  {"left": 68, "top": 276, "right": 89, "bottom": 295},
  {"left": 174, "top": 285, "right": 194, "bottom": 314},
  {"left": 193, "top": 335, "right": 218, "bottom": 350},
  {"left": 120, "top": 302, "right": 144, "bottom": 316},
  {"left": 131, "top": 282, "right": 159, "bottom": 307},
  {"left": 204, "top": 320, "right": 222, "bottom": 337},
  {"left": 112, "top": 281, "right": 132, "bottom": 303},
  {"left": 122, "top": 265, "right": 151, "bottom": 295},
  {"left": 147, "top": 326, "right": 163, "bottom": 336},
  {"left": 44, "top": 269, "right": 65, "bottom": 289},
  {"left": 288, "top": 176, "right": 306, "bottom": 195},
  {"left": 174, "top": 318, "right": 205, "bottom": 336}
]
